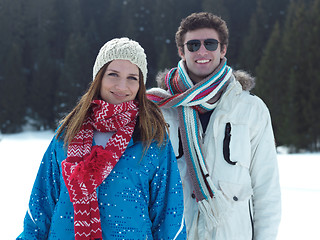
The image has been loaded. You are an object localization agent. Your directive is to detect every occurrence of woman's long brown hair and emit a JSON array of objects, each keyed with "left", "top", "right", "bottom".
[{"left": 56, "top": 62, "right": 168, "bottom": 151}]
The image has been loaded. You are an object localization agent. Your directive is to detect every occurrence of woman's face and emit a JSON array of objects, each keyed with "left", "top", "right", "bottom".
[{"left": 100, "top": 60, "right": 140, "bottom": 105}]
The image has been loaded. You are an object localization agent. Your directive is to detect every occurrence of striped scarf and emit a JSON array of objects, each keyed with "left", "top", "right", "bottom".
[
  {"left": 148, "top": 58, "right": 232, "bottom": 227},
  {"left": 61, "top": 100, "right": 138, "bottom": 240}
]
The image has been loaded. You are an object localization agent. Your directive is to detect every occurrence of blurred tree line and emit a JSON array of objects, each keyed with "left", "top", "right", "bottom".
[{"left": 0, "top": 0, "right": 319, "bottom": 151}]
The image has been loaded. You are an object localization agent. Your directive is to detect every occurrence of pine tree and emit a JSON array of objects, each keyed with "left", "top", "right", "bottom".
[
  {"left": 30, "top": 45, "right": 58, "bottom": 129},
  {"left": 202, "top": 0, "right": 229, "bottom": 21},
  {"left": 239, "top": 0, "right": 290, "bottom": 73},
  {"left": 93, "top": 0, "right": 122, "bottom": 43},
  {"left": 0, "top": 0, "right": 28, "bottom": 133},
  {"left": 303, "top": 0, "right": 320, "bottom": 151},
  {"left": 55, "top": 33, "right": 91, "bottom": 119},
  {"left": 23, "top": 0, "right": 60, "bottom": 129},
  {"left": 0, "top": 43, "right": 27, "bottom": 133},
  {"left": 150, "top": 0, "right": 202, "bottom": 85},
  {"left": 275, "top": 0, "right": 320, "bottom": 151},
  {"left": 239, "top": 0, "right": 270, "bottom": 73},
  {"left": 151, "top": 0, "right": 186, "bottom": 74},
  {"left": 255, "top": 22, "right": 285, "bottom": 145}
]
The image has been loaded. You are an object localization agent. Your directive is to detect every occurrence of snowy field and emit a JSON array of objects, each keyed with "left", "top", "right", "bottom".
[{"left": 0, "top": 131, "right": 319, "bottom": 239}]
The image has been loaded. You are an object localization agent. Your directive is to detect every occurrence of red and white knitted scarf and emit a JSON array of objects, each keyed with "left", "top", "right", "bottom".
[{"left": 61, "top": 99, "right": 139, "bottom": 240}]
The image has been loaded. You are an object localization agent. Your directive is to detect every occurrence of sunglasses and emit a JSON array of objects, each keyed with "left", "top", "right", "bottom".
[{"left": 184, "top": 39, "right": 220, "bottom": 52}]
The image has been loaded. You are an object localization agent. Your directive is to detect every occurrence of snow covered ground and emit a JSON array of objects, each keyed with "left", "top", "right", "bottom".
[{"left": 0, "top": 131, "right": 319, "bottom": 239}]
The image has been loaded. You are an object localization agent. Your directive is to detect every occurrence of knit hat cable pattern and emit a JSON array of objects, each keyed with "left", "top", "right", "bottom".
[{"left": 93, "top": 37, "right": 148, "bottom": 83}]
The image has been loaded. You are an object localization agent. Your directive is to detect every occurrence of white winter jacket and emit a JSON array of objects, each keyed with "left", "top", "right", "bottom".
[{"left": 161, "top": 75, "right": 281, "bottom": 240}]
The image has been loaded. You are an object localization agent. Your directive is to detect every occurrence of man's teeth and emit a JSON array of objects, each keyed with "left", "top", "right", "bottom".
[{"left": 196, "top": 60, "right": 210, "bottom": 63}]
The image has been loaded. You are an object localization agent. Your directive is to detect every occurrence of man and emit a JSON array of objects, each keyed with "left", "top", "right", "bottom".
[{"left": 148, "top": 12, "right": 281, "bottom": 239}]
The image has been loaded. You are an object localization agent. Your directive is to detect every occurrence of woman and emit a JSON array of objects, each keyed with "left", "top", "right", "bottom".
[{"left": 17, "top": 38, "right": 186, "bottom": 240}]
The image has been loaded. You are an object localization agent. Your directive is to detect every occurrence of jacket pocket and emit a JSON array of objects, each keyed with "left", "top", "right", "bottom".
[
  {"left": 223, "top": 122, "right": 236, "bottom": 165},
  {"left": 225, "top": 122, "right": 251, "bottom": 169},
  {"left": 215, "top": 181, "right": 254, "bottom": 239},
  {"left": 219, "top": 181, "right": 253, "bottom": 203}
]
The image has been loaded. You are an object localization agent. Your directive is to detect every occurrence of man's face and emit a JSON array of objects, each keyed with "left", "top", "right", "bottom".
[{"left": 179, "top": 28, "right": 227, "bottom": 84}]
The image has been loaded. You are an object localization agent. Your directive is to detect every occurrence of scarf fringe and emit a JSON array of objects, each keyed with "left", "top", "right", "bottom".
[
  {"left": 188, "top": 191, "right": 231, "bottom": 239},
  {"left": 198, "top": 188, "right": 231, "bottom": 227}
]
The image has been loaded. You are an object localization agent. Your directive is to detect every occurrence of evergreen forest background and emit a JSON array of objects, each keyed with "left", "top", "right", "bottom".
[{"left": 0, "top": 0, "right": 319, "bottom": 152}]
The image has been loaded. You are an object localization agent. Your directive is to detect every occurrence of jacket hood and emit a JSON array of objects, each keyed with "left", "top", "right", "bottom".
[{"left": 155, "top": 68, "right": 255, "bottom": 91}]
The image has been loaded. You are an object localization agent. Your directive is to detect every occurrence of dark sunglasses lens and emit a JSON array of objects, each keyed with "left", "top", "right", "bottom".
[
  {"left": 204, "top": 39, "right": 219, "bottom": 51},
  {"left": 186, "top": 40, "right": 201, "bottom": 52}
]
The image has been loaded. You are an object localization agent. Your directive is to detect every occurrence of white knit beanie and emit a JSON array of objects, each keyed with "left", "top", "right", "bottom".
[{"left": 93, "top": 37, "right": 148, "bottom": 84}]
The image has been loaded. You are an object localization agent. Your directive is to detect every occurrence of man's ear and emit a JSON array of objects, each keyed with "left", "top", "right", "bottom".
[
  {"left": 178, "top": 47, "right": 186, "bottom": 60},
  {"left": 220, "top": 44, "right": 227, "bottom": 59}
]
